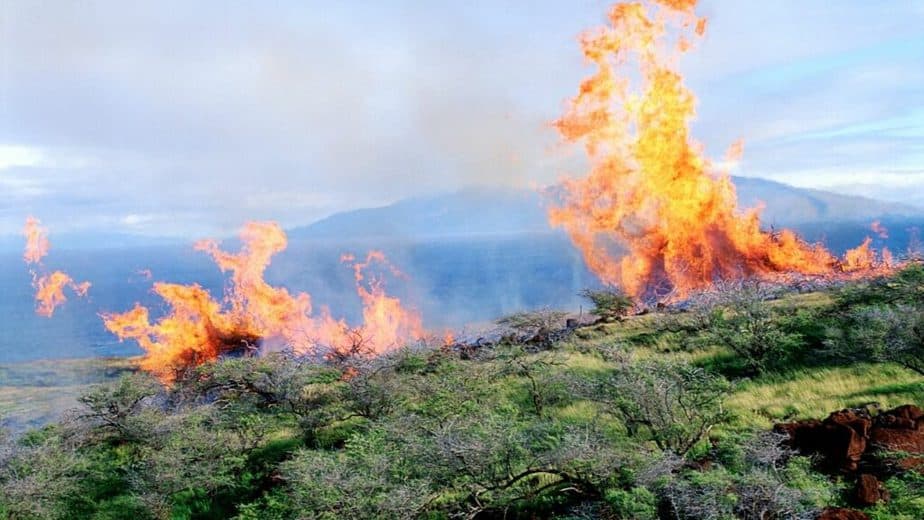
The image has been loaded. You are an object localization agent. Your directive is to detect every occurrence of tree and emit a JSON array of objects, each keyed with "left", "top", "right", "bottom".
[
  {"left": 495, "top": 308, "right": 569, "bottom": 350},
  {"left": 187, "top": 355, "right": 349, "bottom": 445},
  {"left": 0, "top": 428, "right": 93, "bottom": 520},
  {"left": 495, "top": 346, "right": 565, "bottom": 417},
  {"left": 71, "top": 372, "right": 163, "bottom": 444},
  {"left": 580, "top": 288, "right": 634, "bottom": 322}
]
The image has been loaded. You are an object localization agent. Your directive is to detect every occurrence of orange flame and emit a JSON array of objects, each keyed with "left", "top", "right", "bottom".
[
  {"left": 33, "top": 272, "right": 91, "bottom": 318},
  {"left": 23, "top": 217, "right": 50, "bottom": 264},
  {"left": 22, "top": 217, "right": 91, "bottom": 317},
  {"left": 551, "top": 0, "right": 890, "bottom": 301},
  {"left": 102, "top": 222, "right": 424, "bottom": 382},
  {"left": 332, "top": 251, "right": 425, "bottom": 358}
]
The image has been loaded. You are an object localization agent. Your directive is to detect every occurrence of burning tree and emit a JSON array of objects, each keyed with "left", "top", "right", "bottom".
[{"left": 550, "top": 0, "right": 892, "bottom": 303}]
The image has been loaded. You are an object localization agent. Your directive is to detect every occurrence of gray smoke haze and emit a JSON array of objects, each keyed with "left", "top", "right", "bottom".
[{"left": 1, "top": 0, "right": 923, "bottom": 238}]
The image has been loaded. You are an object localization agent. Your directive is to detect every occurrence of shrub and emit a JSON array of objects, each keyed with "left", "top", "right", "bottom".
[
  {"left": 580, "top": 288, "right": 634, "bottom": 322},
  {"left": 604, "top": 486, "right": 658, "bottom": 519},
  {"left": 827, "top": 303, "right": 924, "bottom": 376},
  {"left": 72, "top": 372, "right": 163, "bottom": 444},
  {"left": 582, "top": 359, "right": 730, "bottom": 455},
  {"left": 706, "top": 281, "right": 806, "bottom": 374},
  {"left": 496, "top": 308, "right": 570, "bottom": 349}
]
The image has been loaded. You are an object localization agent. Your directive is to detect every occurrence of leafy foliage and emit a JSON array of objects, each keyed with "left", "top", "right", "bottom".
[
  {"left": 706, "top": 281, "right": 809, "bottom": 374},
  {"left": 580, "top": 288, "right": 634, "bottom": 322},
  {"left": 826, "top": 265, "right": 924, "bottom": 376},
  {"left": 582, "top": 358, "right": 730, "bottom": 455}
]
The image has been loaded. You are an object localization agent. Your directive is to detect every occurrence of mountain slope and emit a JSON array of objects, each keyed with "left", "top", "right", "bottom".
[{"left": 292, "top": 177, "right": 922, "bottom": 240}]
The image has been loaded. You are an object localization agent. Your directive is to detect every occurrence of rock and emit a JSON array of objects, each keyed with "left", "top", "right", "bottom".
[
  {"left": 869, "top": 405, "right": 924, "bottom": 457},
  {"left": 817, "top": 508, "right": 870, "bottom": 520},
  {"left": 776, "top": 408, "right": 872, "bottom": 472},
  {"left": 854, "top": 473, "right": 889, "bottom": 506},
  {"left": 777, "top": 405, "right": 924, "bottom": 474}
]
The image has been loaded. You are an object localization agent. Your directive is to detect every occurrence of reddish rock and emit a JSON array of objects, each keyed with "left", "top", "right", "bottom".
[
  {"left": 878, "top": 404, "right": 923, "bottom": 425},
  {"left": 776, "top": 408, "right": 871, "bottom": 472},
  {"left": 869, "top": 405, "right": 924, "bottom": 456},
  {"left": 817, "top": 508, "right": 870, "bottom": 520},
  {"left": 854, "top": 473, "right": 890, "bottom": 506},
  {"left": 777, "top": 405, "right": 924, "bottom": 473}
]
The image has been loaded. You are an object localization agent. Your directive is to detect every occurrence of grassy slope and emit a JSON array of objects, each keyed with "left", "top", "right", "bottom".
[
  {"left": 3, "top": 290, "right": 922, "bottom": 438},
  {"left": 2, "top": 286, "right": 924, "bottom": 518},
  {"left": 559, "top": 290, "right": 924, "bottom": 435},
  {"left": 0, "top": 357, "right": 136, "bottom": 432}
]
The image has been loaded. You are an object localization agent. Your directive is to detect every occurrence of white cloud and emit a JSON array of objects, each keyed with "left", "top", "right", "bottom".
[{"left": 0, "top": 145, "right": 45, "bottom": 170}]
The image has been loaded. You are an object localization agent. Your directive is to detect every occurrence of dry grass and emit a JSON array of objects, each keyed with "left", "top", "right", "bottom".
[{"left": 0, "top": 357, "right": 136, "bottom": 432}]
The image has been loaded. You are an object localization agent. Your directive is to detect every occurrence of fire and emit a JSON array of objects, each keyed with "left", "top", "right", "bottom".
[
  {"left": 326, "top": 251, "right": 426, "bottom": 359},
  {"left": 102, "top": 222, "right": 425, "bottom": 382},
  {"left": 33, "top": 272, "right": 91, "bottom": 318},
  {"left": 551, "top": 0, "right": 891, "bottom": 301},
  {"left": 842, "top": 237, "right": 877, "bottom": 272},
  {"left": 23, "top": 217, "right": 50, "bottom": 264},
  {"left": 22, "top": 217, "right": 91, "bottom": 317}
]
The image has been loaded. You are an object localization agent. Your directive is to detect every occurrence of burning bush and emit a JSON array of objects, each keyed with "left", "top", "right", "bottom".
[
  {"left": 580, "top": 288, "right": 634, "bottom": 322},
  {"left": 102, "top": 222, "right": 425, "bottom": 383}
]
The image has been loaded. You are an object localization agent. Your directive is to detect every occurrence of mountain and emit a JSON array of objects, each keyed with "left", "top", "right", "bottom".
[
  {"left": 290, "top": 186, "right": 551, "bottom": 240},
  {"left": 732, "top": 177, "right": 921, "bottom": 226},
  {"left": 292, "top": 177, "right": 922, "bottom": 240}
]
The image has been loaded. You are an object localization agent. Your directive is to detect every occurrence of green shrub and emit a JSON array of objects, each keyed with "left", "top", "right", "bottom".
[
  {"left": 605, "top": 486, "right": 658, "bottom": 519},
  {"left": 581, "top": 288, "right": 634, "bottom": 322},
  {"left": 707, "top": 283, "right": 807, "bottom": 374},
  {"left": 583, "top": 359, "right": 730, "bottom": 455}
]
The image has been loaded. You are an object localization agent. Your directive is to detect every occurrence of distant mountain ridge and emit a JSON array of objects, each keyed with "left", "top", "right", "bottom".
[
  {"left": 292, "top": 176, "right": 922, "bottom": 240},
  {"left": 1, "top": 176, "right": 918, "bottom": 251}
]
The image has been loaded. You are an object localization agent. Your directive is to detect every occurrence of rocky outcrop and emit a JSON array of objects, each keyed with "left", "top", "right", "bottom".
[
  {"left": 867, "top": 405, "right": 923, "bottom": 454},
  {"left": 775, "top": 408, "right": 871, "bottom": 472},
  {"left": 776, "top": 405, "right": 924, "bottom": 473},
  {"left": 777, "top": 404, "right": 924, "bottom": 508}
]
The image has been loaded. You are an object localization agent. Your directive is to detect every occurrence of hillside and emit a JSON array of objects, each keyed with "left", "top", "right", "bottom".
[{"left": 3, "top": 266, "right": 924, "bottom": 519}]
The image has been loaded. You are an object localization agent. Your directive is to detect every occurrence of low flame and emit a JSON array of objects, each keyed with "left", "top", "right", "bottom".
[
  {"left": 102, "top": 222, "right": 425, "bottom": 382},
  {"left": 23, "top": 217, "right": 50, "bottom": 264},
  {"left": 22, "top": 217, "right": 91, "bottom": 317},
  {"left": 551, "top": 0, "right": 892, "bottom": 301}
]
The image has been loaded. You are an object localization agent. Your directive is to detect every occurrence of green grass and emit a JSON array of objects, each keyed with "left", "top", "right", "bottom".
[{"left": 727, "top": 363, "right": 924, "bottom": 429}]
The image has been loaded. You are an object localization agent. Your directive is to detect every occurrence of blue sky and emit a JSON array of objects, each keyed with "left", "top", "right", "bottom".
[{"left": 1, "top": 0, "right": 923, "bottom": 238}]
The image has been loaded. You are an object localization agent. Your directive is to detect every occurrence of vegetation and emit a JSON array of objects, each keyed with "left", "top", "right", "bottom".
[
  {"left": 580, "top": 288, "right": 634, "bottom": 322},
  {"left": 2, "top": 265, "right": 924, "bottom": 519}
]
